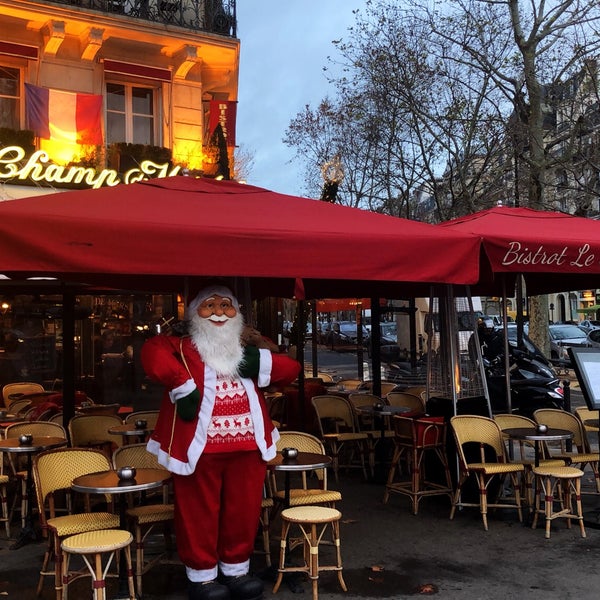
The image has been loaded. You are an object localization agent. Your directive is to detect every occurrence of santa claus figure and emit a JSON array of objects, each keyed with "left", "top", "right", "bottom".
[{"left": 141, "top": 285, "right": 300, "bottom": 600}]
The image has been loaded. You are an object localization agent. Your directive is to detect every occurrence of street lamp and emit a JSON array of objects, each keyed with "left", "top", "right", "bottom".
[{"left": 320, "top": 155, "right": 344, "bottom": 203}]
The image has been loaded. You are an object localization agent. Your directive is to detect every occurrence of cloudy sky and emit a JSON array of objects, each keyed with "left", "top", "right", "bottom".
[{"left": 235, "top": 1, "right": 359, "bottom": 196}]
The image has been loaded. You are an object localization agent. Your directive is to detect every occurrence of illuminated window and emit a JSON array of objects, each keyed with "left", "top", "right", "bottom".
[
  {"left": 0, "top": 66, "right": 21, "bottom": 129},
  {"left": 106, "top": 82, "right": 158, "bottom": 145}
]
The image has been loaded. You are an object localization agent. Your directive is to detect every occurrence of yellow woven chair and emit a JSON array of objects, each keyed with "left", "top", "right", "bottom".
[
  {"left": 362, "top": 381, "right": 399, "bottom": 397},
  {"left": 386, "top": 392, "right": 426, "bottom": 414},
  {"left": 112, "top": 443, "right": 175, "bottom": 596},
  {"left": 311, "top": 395, "right": 370, "bottom": 481},
  {"left": 450, "top": 415, "right": 525, "bottom": 530},
  {"left": 32, "top": 447, "right": 120, "bottom": 600},
  {"left": 494, "top": 413, "right": 566, "bottom": 506},
  {"left": 534, "top": 408, "right": 600, "bottom": 493},
  {"left": 272, "top": 506, "right": 347, "bottom": 600},
  {"left": 7, "top": 398, "right": 32, "bottom": 415},
  {"left": 123, "top": 410, "right": 160, "bottom": 429},
  {"left": 61, "top": 529, "right": 135, "bottom": 600},
  {"left": 575, "top": 406, "right": 599, "bottom": 435},
  {"left": 270, "top": 431, "right": 342, "bottom": 515},
  {"left": 4, "top": 421, "right": 67, "bottom": 531},
  {"left": 68, "top": 414, "right": 124, "bottom": 456},
  {"left": 2, "top": 382, "right": 45, "bottom": 407}
]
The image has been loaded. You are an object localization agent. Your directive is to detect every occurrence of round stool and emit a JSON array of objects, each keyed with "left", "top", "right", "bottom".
[
  {"left": 61, "top": 529, "right": 135, "bottom": 600},
  {"left": 531, "top": 465, "right": 586, "bottom": 539},
  {"left": 272, "top": 506, "right": 347, "bottom": 600}
]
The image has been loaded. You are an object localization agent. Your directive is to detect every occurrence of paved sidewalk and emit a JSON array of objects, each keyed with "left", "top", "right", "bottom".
[{"left": 2, "top": 464, "right": 600, "bottom": 600}]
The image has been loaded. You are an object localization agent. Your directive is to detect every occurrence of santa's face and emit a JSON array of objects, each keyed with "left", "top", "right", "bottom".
[{"left": 197, "top": 295, "right": 237, "bottom": 325}]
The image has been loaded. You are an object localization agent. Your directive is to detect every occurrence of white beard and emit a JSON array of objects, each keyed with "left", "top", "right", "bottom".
[{"left": 188, "top": 312, "right": 245, "bottom": 377}]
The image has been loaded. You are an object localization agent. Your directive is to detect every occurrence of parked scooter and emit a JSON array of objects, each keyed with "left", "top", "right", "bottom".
[{"left": 483, "top": 345, "right": 565, "bottom": 418}]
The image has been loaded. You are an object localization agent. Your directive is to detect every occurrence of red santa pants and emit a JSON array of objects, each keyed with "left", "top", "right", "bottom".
[{"left": 172, "top": 449, "right": 267, "bottom": 582}]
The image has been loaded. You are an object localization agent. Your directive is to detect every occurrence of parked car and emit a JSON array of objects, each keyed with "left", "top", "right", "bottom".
[
  {"left": 579, "top": 319, "right": 600, "bottom": 334},
  {"left": 326, "top": 321, "right": 369, "bottom": 351},
  {"left": 548, "top": 323, "right": 590, "bottom": 365},
  {"left": 586, "top": 329, "right": 600, "bottom": 348},
  {"left": 367, "top": 321, "right": 401, "bottom": 361}
]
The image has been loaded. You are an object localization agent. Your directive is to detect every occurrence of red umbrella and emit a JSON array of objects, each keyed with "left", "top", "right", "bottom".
[
  {"left": 440, "top": 205, "right": 600, "bottom": 294},
  {"left": 0, "top": 176, "right": 482, "bottom": 298}
]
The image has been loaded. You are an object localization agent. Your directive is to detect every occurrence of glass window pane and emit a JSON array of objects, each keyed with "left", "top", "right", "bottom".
[
  {"left": 106, "top": 83, "right": 125, "bottom": 112},
  {"left": 106, "top": 112, "right": 126, "bottom": 144},
  {"left": 133, "top": 115, "right": 153, "bottom": 145},
  {"left": 0, "top": 67, "right": 19, "bottom": 97},
  {"left": 132, "top": 87, "right": 153, "bottom": 116},
  {"left": 0, "top": 98, "right": 19, "bottom": 129}
]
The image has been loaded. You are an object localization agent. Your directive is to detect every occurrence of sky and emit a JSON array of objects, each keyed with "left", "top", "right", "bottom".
[{"left": 235, "top": 1, "right": 360, "bottom": 197}]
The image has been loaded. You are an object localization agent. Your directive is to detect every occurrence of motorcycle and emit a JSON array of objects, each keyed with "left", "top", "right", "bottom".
[{"left": 483, "top": 346, "right": 565, "bottom": 418}]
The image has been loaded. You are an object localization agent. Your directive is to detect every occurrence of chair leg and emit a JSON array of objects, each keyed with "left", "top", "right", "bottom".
[{"left": 477, "top": 474, "right": 489, "bottom": 531}]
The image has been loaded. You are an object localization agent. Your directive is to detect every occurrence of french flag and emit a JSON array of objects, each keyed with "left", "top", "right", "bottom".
[{"left": 25, "top": 83, "right": 103, "bottom": 145}]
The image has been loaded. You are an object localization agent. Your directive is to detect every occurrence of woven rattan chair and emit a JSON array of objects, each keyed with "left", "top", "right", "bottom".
[
  {"left": 270, "top": 431, "right": 342, "bottom": 515},
  {"left": 534, "top": 408, "right": 600, "bottom": 493},
  {"left": 68, "top": 414, "right": 124, "bottom": 456},
  {"left": 61, "top": 529, "right": 135, "bottom": 600},
  {"left": 575, "top": 406, "right": 599, "bottom": 435},
  {"left": 450, "top": 415, "right": 525, "bottom": 530},
  {"left": 7, "top": 398, "right": 32, "bottom": 415},
  {"left": 123, "top": 410, "right": 160, "bottom": 429},
  {"left": 2, "top": 382, "right": 45, "bottom": 407},
  {"left": 386, "top": 392, "right": 426, "bottom": 414},
  {"left": 112, "top": 443, "right": 175, "bottom": 596},
  {"left": 32, "top": 447, "right": 120, "bottom": 600},
  {"left": 383, "top": 415, "right": 452, "bottom": 514},
  {"left": 4, "top": 421, "right": 67, "bottom": 530},
  {"left": 311, "top": 395, "right": 370, "bottom": 481},
  {"left": 272, "top": 506, "right": 347, "bottom": 600}
]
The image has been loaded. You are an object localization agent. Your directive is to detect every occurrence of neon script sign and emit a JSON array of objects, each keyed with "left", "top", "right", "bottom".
[{"left": 0, "top": 145, "right": 181, "bottom": 189}]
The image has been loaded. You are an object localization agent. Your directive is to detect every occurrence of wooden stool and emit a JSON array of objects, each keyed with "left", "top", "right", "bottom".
[
  {"left": 531, "top": 465, "right": 586, "bottom": 539},
  {"left": 273, "top": 506, "right": 347, "bottom": 600},
  {"left": 383, "top": 416, "right": 453, "bottom": 514},
  {"left": 61, "top": 529, "right": 135, "bottom": 600}
]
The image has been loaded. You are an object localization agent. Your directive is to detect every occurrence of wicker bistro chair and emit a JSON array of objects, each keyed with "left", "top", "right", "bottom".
[
  {"left": 4, "top": 421, "right": 68, "bottom": 531},
  {"left": 386, "top": 392, "right": 426, "bottom": 414},
  {"left": 383, "top": 415, "right": 453, "bottom": 515},
  {"left": 270, "top": 432, "right": 342, "bottom": 514},
  {"left": 68, "top": 414, "right": 124, "bottom": 457},
  {"left": 2, "top": 382, "right": 45, "bottom": 407},
  {"left": 310, "top": 395, "right": 370, "bottom": 481},
  {"left": 533, "top": 408, "right": 600, "bottom": 493},
  {"left": 124, "top": 410, "right": 160, "bottom": 429},
  {"left": 112, "top": 444, "right": 175, "bottom": 597},
  {"left": 575, "top": 406, "right": 599, "bottom": 436},
  {"left": 7, "top": 398, "right": 32, "bottom": 416},
  {"left": 32, "top": 447, "right": 120, "bottom": 600},
  {"left": 449, "top": 415, "right": 525, "bottom": 530}
]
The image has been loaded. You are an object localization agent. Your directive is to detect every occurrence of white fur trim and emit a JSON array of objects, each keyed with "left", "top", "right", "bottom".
[
  {"left": 219, "top": 560, "right": 250, "bottom": 577},
  {"left": 169, "top": 378, "right": 196, "bottom": 403},
  {"left": 186, "top": 565, "right": 218, "bottom": 582},
  {"left": 257, "top": 348, "right": 272, "bottom": 388}
]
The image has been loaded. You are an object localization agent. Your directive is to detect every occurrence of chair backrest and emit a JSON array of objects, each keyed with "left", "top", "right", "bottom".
[
  {"left": 5, "top": 420, "right": 67, "bottom": 440},
  {"left": 386, "top": 392, "right": 425, "bottom": 414},
  {"left": 7, "top": 398, "right": 32, "bottom": 415},
  {"left": 2, "top": 382, "right": 45, "bottom": 407},
  {"left": 363, "top": 381, "right": 399, "bottom": 396},
  {"left": 450, "top": 415, "right": 507, "bottom": 469},
  {"left": 574, "top": 407, "right": 598, "bottom": 434},
  {"left": 338, "top": 379, "right": 364, "bottom": 391},
  {"left": 68, "top": 414, "right": 124, "bottom": 449},
  {"left": 403, "top": 386, "right": 426, "bottom": 398},
  {"left": 124, "top": 410, "right": 160, "bottom": 428},
  {"left": 77, "top": 403, "right": 121, "bottom": 416},
  {"left": 112, "top": 443, "right": 163, "bottom": 470},
  {"left": 265, "top": 393, "right": 287, "bottom": 425},
  {"left": 311, "top": 395, "right": 358, "bottom": 437},
  {"left": 33, "top": 447, "right": 113, "bottom": 526},
  {"left": 48, "top": 412, "right": 64, "bottom": 426},
  {"left": 493, "top": 413, "right": 546, "bottom": 460},
  {"left": 392, "top": 415, "right": 446, "bottom": 449},
  {"left": 274, "top": 431, "right": 329, "bottom": 488},
  {"left": 533, "top": 408, "right": 588, "bottom": 451}
]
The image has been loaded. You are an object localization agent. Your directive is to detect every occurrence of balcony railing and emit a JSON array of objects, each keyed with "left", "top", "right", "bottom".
[{"left": 42, "top": 0, "right": 236, "bottom": 36}]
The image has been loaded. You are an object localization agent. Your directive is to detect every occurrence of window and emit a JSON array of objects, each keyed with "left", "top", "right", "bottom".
[
  {"left": 106, "top": 82, "right": 158, "bottom": 145},
  {"left": 0, "top": 66, "right": 20, "bottom": 129}
]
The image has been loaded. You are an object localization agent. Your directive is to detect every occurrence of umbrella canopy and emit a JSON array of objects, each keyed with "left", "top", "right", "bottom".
[
  {"left": 440, "top": 206, "right": 600, "bottom": 294},
  {"left": 0, "top": 176, "right": 482, "bottom": 298}
]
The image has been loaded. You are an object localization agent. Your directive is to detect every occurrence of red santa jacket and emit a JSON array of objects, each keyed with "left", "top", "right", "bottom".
[{"left": 141, "top": 334, "right": 300, "bottom": 475}]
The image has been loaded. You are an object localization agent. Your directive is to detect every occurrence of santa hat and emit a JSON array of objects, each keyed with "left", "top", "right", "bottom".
[{"left": 186, "top": 284, "right": 239, "bottom": 320}]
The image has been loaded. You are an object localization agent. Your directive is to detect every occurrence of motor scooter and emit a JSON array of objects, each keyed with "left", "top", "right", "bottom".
[{"left": 483, "top": 347, "right": 565, "bottom": 418}]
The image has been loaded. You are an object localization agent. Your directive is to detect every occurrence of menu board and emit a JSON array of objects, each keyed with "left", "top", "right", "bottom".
[{"left": 568, "top": 347, "right": 600, "bottom": 410}]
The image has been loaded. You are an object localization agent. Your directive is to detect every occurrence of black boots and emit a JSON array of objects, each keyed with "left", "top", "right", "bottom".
[
  {"left": 188, "top": 580, "right": 230, "bottom": 600},
  {"left": 222, "top": 574, "right": 264, "bottom": 600},
  {"left": 189, "top": 574, "right": 263, "bottom": 600}
]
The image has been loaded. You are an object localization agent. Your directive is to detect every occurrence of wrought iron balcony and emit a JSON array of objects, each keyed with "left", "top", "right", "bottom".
[{"left": 42, "top": 0, "right": 236, "bottom": 36}]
